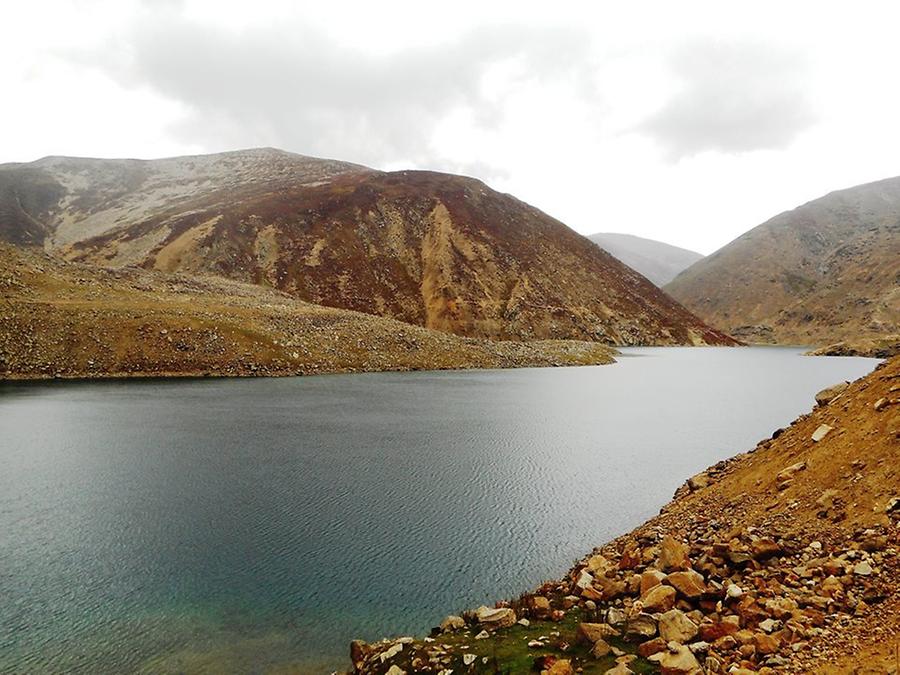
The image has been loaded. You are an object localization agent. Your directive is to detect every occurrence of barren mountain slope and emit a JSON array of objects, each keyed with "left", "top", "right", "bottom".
[
  {"left": 0, "top": 150, "right": 735, "bottom": 346},
  {"left": 351, "top": 356, "right": 899, "bottom": 674},
  {"left": 0, "top": 242, "right": 617, "bottom": 380},
  {"left": 589, "top": 232, "right": 703, "bottom": 286},
  {"left": 665, "top": 177, "right": 900, "bottom": 345}
]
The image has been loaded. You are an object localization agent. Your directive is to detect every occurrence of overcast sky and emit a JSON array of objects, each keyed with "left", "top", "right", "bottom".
[{"left": 4, "top": 0, "right": 900, "bottom": 253}]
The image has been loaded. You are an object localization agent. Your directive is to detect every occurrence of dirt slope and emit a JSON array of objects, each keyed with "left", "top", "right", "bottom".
[
  {"left": 0, "top": 149, "right": 735, "bottom": 346},
  {"left": 351, "top": 356, "right": 899, "bottom": 674},
  {"left": 665, "top": 177, "right": 900, "bottom": 346},
  {"left": 0, "top": 242, "right": 617, "bottom": 380}
]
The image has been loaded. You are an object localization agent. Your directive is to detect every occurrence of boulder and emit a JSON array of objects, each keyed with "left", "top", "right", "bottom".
[
  {"left": 648, "top": 643, "right": 701, "bottom": 674},
  {"left": 811, "top": 424, "right": 833, "bottom": 442},
  {"left": 776, "top": 461, "right": 806, "bottom": 485},
  {"left": 640, "top": 569, "right": 667, "bottom": 596},
  {"left": 666, "top": 570, "right": 707, "bottom": 598},
  {"left": 643, "top": 584, "right": 677, "bottom": 612},
  {"left": 591, "top": 638, "right": 612, "bottom": 658},
  {"left": 586, "top": 554, "right": 613, "bottom": 575},
  {"left": 544, "top": 658, "right": 574, "bottom": 675},
  {"left": 529, "top": 595, "right": 551, "bottom": 617},
  {"left": 750, "top": 537, "right": 782, "bottom": 560},
  {"left": 815, "top": 381, "right": 848, "bottom": 406},
  {"left": 607, "top": 607, "right": 627, "bottom": 626},
  {"left": 577, "top": 622, "right": 611, "bottom": 645},
  {"left": 754, "top": 632, "right": 780, "bottom": 655},
  {"left": 624, "top": 613, "right": 658, "bottom": 640},
  {"left": 439, "top": 615, "right": 465, "bottom": 632},
  {"left": 638, "top": 637, "right": 668, "bottom": 657},
  {"left": 687, "top": 472, "right": 710, "bottom": 491},
  {"left": 659, "top": 535, "right": 691, "bottom": 571},
  {"left": 658, "top": 609, "right": 699, "bottom": 643},
  {"left": 350, "top": 640, "right": 370, "bottom": 669},
  {"left": 475, "top": 605, "right": 516, "bottom": 628}
]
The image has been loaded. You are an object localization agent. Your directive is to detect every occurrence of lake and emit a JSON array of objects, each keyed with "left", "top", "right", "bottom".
[{"left": 0, "top": 347, "right": 879, "bottom": 673}]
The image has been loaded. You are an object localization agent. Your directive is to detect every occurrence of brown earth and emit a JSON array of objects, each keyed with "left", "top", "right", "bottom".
[
  {"left": 351, "top": 356, "right": 899, "bottom": 674},
  {"left": 0, "top": 149, "right": 735, "bottom": 346},
  {"left": 0, "top": 242, "right": 618, "bottom": 380},
  {"left": 665, "top": 176, "right": 900, "bottom": 346}
]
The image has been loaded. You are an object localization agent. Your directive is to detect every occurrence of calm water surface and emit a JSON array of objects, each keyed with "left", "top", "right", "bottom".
[{"left": 0, "top": 347, "right": 879, "bottom": 673}]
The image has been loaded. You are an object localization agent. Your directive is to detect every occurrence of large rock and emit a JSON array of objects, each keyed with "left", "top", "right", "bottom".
[
  {"left": 811, "top": 424, "right": 833, "bottom": 442},
  {"left": 439, "top": 615, "right": 465, "bottom": 632},
  {"left": 577, "top": 622, "right": 612, "bottom": 645},
  {"left": 658, "top": 609, "right": 699, "bottom": 643},
  {"left": 640, "top": 569, "right": 667, "bottom": 596},
  {"left": 666, "top": 569, "right": 707, "bottom": 598},
  {"left": 624, "top": 613, "right": 658, "bottom": 640},
  {"left": 659, "top": 535, "right": 692, "bottom": 571},
  {"left": 815, "top": 381, "right": 848, "bottom": 406},
  {"left": 643, "top": 584, "right": 677, "bottom": 612},
  {"left": 543, "top": 658, "right": 574, "bottom": 675},
  {"left": 475, "top": 605, "right": 517, "bottom": 628},
  {"left": 649, "top": 644, "right": 702, "bottom": 674}
]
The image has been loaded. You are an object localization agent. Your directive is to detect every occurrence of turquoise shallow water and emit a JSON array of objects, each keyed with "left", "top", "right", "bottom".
[{"left": 0, "top": 347, "right": 879, "bottom": 673}]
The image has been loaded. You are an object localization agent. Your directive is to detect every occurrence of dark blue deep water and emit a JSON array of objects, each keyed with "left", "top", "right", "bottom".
[{"left": 0, "top": 347, "right": 879, "bottom": 673}]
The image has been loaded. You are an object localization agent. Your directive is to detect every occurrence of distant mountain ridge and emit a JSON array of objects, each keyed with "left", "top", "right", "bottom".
[
  {"left": 588, "top": 232, "right": 703, "bottom": 286},
  {"left": 0, "top": 148, "right": 735, "bottom": 346},
  {"left": 665, "top": 176, "right": 900, "bottom": 345}
]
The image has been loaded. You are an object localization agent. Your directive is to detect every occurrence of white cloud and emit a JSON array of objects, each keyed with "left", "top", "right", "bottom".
[{"left": 3, "top": 0, "right": 900, "bottom": 253}]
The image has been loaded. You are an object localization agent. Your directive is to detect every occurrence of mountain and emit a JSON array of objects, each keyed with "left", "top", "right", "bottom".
[
  {"left": 352, "top": 356, "right": 900, "bottom": 674},
  {"left": 665, "top": 177, "right": 900, "bottom": 345},
  {"left": 0, "top": 242, "right": 617, "bottom": 379},
  {"left": 588, "top": 232, "right": 703, "bottom": 286},
  {"left": 0, "top": 148, "right": 735, "bottom": 346}
]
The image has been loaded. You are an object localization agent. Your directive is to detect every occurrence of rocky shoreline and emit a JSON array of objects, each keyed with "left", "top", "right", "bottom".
[
  {"left": 0, "top": 242, "right": 617, "bottom": 381},
  {"left": 348, "top": 358, "right": 899, "bottom": 674}
]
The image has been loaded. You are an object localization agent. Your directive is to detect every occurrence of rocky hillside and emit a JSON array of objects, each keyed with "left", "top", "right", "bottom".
[
  {"left": 0, "top": 149, "right": 734, "bottom": 346},
  {"left": 0, "top": 242, "right": 618, "bottom": 380},
  {"left": 589, "top": 233, "right": 703, "bottom": 287},
  {"left": 350, "top": 356, "right": 899, "bottom": 674},
  {"left": 665, "top": 177, "right": 900, "bottom": 345}
]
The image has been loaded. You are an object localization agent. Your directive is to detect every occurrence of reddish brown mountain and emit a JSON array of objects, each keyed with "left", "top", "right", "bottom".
[{"left": 0, "top": 148, "right": 734, "bottom": 345}]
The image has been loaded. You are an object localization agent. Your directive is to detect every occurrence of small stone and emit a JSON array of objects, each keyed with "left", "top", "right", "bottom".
[
  {"left": 385, "top": 666, "right": 406, "bottom": 675},
  {"left": 811, "top": 424, "right": 833, "bottom": 442},
  {"left": 591, "top": 638, "right": 612, "bottom": 658},
  {"left": 463, "top": 653, "right": 477, "bottom": 665},
  {"left": 474, "top": 630, "right": 489, "bottom": 640},
  {"left": 853, "top": 561, "right": 873, "bottom": 576},
  {"left": 726, "top": 584, "right": 744, "bottom": 599},
  {"left": 518, "top": 618, "right": 531, "bottom": 627}
]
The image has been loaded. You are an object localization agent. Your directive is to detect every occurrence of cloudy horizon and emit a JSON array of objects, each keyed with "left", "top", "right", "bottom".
[{"left": 5, "top": 0, "right": 900, "bottom": 253}]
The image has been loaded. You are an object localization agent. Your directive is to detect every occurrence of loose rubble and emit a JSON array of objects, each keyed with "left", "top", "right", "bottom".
[{"left": 348, "top": 358, "right": 900, "bottom": 674}]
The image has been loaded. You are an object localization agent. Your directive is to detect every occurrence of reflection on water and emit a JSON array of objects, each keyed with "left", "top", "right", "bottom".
[{"left": 0, "top": 347, "right": 879, "bottom": 673}]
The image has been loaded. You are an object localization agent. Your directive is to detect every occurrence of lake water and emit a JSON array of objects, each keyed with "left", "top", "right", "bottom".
[{"left": 0, "top": 347, "right": 879, "bottom": 674}]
